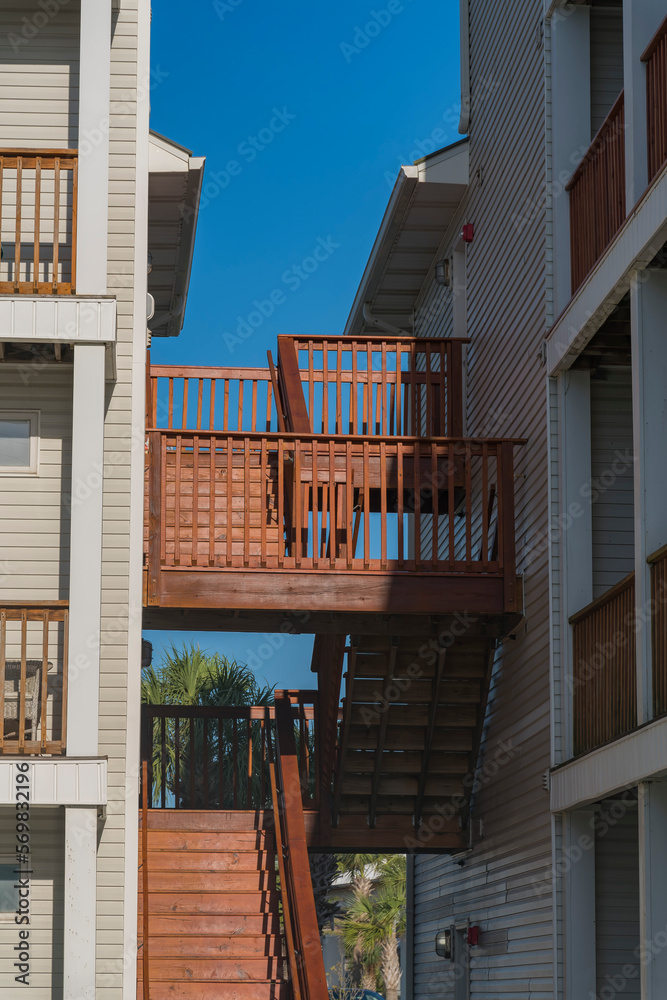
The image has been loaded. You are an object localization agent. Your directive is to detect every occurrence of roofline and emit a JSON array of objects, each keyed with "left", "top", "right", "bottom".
[
  {"left": 149, "top": 129, "right": 194, "bottom": 158},
  {"left": 413, "top": 135, "right": 469, "bottom": 166}
]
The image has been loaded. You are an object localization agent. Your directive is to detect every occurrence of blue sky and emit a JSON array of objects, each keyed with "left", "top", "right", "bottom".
[{"left": 145, "top": 0, "right": 461, "bottom": 688}]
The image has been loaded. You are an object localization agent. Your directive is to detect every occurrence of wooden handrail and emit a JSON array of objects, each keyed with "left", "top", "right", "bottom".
[
  {"left": 0, "top": 602, "right": 68, "bottom": 755},
  {"left": 569, "top": 570, "right": 635, "bottom": 625},
  {"left": 147, "top": 426, "right": 527, "bottom": 446},
  {"left": 566, "top": 93, "right": 626, "bottom": 293},
  {"left": 642, "top": 16, "right": 667, "bottom": 181},
  {"left": 272, "top": 691, "right": 328, "bottom": 1000},
  {"left": 0, "top": 148, "right": 77, "bottom": 295}
]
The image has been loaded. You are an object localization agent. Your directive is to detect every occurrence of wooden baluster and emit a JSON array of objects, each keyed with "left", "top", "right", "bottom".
[
  {"left": 308, "top": 340, "right": 315, "bottom": 426},
  {"left": 41, "top": 611, "right": 49, "bottom": 750},
  {"left": 312, "top": 440, "right": 319, "bottom": 569},
  {"left": 251, "top": 380, "right": 258, "bottom": 432},
  {"left": 465, "top": 441, "right": 472, "bottom": 570},
  {"left": 167, "top": 379, "right": 174, "bottom": 429},
  {"left": 396, "top": 342, "right": 403, "bottom": 435},
  {"left": 425, "top": 342, "right": 432, "bottom": 436},
  {"left": 14, "top": 156, "right": 22, "bottom": 292},
  {"left": 238, "top": 379, "right": 244, "bottom": 432},
  {"left": 295, "top": 440, "right": 302, "bottom": 567},
  {"left": 413, "top": 442, "right": 421, "bottom": 568},
  {"left": 70, "top": 155, "right": 78, "bottom": 291},
  {"left": 336, "top": 341, "right": 343, "bottom": 434},
  {"left": 448, "top": 440, "right": 455, "bottom": 570},
  {"left": 380, "top": 441, "right": 387, "bottom": 570},
  {"left": 223, "top": 379, "right": 229, "bottom": 431},
  {"left": 18, "top": 611, "right": 27, "bottom": 751},
  {"left": 191, "top": 435, "right": 199, "bottom": 566},
  {"left": 363, "top": 439, "right": 370, "bottom": 570},
  {"left": 209, "top": 434, "right": 216, "bottom": 565},
  {"left": 243, "top": 437, "right": 250, "bottom": 567},
  {"left": 278, "top": 438, "right": 285, "bottom": 567},
  {"left": 266, "top": 378, "right": 273, "bottom": 432},
  {"left": 396, "top": 441, "right": 405, "bottom": 569},
  {"left": 366, "top": 341, "right": 373, "bottom": 435},
  {"left": 500, "top": 441, "right": 517, "bottom": 612},
  {"left": 346, "top": 440, "right": 353, "bottom": 568},
  {"left": 52, "top": 157, "right": 60, "bottom": 292},
  {"left": 0, "top": 610, "right": 5, "bottom": 747},
  {"left": 181, "top": 378, "right": 189, "bottom": 430},
  {"left": 209, "top": 379, "right": 216, "bottom": 430},
  {"left": 329, "top": 440, "right": 336, "bottom": 566},
  {"left": 350, "top": 341, "right": 357, "bottom": 434},
  {"left": 226, "top": 439, "right": 233, "bottom": 567},
  {"left": 431, "top": 441, "right": 439, "bottom": 569},
  {"left": 174, "top": 436, "right": 182, "bottom": 565},
  {"left": 0, "top": 159, "right": 4, "bottom": 284},
  {"left": 33, "top": 157, "right": 41, "bottom": 292},
  {"left": 440, "top": 342, "right": 447, "bottom": 435},
  {"left": 260, "top": 437, "right": 267, "bottom": 568},
  {"left": 196, "top": 379, "right": 203, "bottom": 429},
  {"left": 381, "top": 341, "right": 387, "bottom": 435}
]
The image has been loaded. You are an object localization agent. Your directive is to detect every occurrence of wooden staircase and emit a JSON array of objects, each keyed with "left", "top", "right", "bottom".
[{"left": 138, "top": 811, "right": 287, "bottom": 999}]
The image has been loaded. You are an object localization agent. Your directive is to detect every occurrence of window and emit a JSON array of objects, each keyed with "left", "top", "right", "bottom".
[
  {"left": 0, "top": 412, "right": 39, "bottom": 474},
  {"left": 0, "top": 863, "right": 18, "bottom": 916}
]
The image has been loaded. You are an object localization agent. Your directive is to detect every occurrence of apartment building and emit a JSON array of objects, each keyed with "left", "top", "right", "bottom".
[
  {"left": 353, "top": 1, "right": 666, "bottom": 998},
  {"left": 0, "top": 3, "right": 203, "bottom": 997}
]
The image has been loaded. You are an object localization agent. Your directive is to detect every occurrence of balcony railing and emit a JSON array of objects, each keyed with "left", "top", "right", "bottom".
[
  {"left": 570, "top": 573, "right": 636, "bottom": 757},
  {"left": 146, "top": 337, "right": 467, "bottom": 440},
  {"left": 642, "top": 15, "right": 667, "bottom": 182},
  {"left": 651, "top": 545, "right": 667, "bottom": 717},
  {"left": 0, "top": 149, "right": 77, "bottom": 295},
  {"left": 146, "top": 430, "right": 517, "bottom": 587},
  {"left": 0, "top": 602, "right": 68, "bottom": 754},
  {"left": 567, "top": 93, "right": 626, "bottom": 294}
]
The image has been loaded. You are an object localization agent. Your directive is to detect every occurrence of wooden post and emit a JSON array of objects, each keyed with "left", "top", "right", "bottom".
[{"left": 277, "top": 336, "right": 311, "bottom": 432}]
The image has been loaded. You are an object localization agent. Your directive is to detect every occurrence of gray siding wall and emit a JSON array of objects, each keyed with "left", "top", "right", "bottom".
[
  {"left": 590, "top": 368, "right": 634, "bottom": 599},
  {"left": 0, "top": 807, "right": 65, "bottom": 999},
  {"left": 595, "top": 803, "right": 640, "bottom": 995},
  {"left": 590, "top": 8, "right": 624, "bottom": 135},
  {"left": 0, "top": 366, "right": 72, "bottom": 601},
  {"left": 413, "top": 0, "right": 552, "bottom": 995}
]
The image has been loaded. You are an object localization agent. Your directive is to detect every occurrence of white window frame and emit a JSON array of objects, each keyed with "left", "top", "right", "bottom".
[
  {"left": 0, "top": 411, "right": 40, "bottom": 476},
  {"left": 0, "top": 856, "right": 19, "bottom": 921}
]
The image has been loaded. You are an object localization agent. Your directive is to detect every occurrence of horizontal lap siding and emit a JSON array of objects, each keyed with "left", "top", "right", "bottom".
[
  {"left": 0, "top": 367, "right": 72, "bottom": 601},
  {"left": 413, "top": 0, "right": 552, "bottom": 997},
  {"left": 0, "top": 807, "right": 64, "bottom": 999},
  {"left": 590, "top": 368, "right": 634, "bottom": 599},
  {"left": 595, "top": 805, "right": 640, "bottom": 995},
  {"left": 0, "top": 2, "right": 79, "bottom": 148},
  {"left": 590, "top": 9, "right": 624, "bottom": 136}
]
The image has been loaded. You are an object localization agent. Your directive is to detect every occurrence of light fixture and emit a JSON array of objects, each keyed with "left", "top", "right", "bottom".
[
  {"left": 435, "top": 928, "right": 453, "bottom": 960},
  {"left": 434, "top": 258, "right": 451, "bottom": 287}
]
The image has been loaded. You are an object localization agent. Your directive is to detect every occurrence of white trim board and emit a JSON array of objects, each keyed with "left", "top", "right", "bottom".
[
  {"left": 546, "top": 163, "right": 667, "bottom": 374},
  {"left": 0, "top": 757, "right": 107, "bottom": 806},
  {"left": 0, "top": 296, "right": 117, "bottom": 344},
  {"left": 551, "top": 715, "right": 667, "bottom": 812}
]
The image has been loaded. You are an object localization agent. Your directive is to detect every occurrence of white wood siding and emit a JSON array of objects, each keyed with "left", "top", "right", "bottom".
[
  {"left": 595, "top": 802, "right": 640, "bottom": 995},
  {"left": 412, "top": 0, "right": 553, "bottom": 995},
  {"left": 590, "top": 367, "right": 634, "bottom": 599},
  {"left": 0, "top": 806, "right": 64, "bottom": 998},
  {"left": 0, "top": 365, "right": 72, "bottom": 601}
]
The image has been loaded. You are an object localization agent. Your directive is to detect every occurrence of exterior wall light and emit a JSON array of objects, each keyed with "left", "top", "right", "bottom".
[
  {"left": 435, "top": 928, "right": 453, "bottom": 960},
  {"left": 434, "top": 258, "right": 451, "bottom": 287}
]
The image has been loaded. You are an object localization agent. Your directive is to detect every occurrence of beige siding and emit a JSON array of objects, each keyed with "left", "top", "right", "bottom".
[
  {"left": 413, "top": 0, "right": 552, "bottom": 995},
  {"left": 0, "top": 1, "right": 79, "bottom": 149},
  {"left": 0, "top": 366, "right": 72, "bottom": 601},
  {"left": 0, "top": 806, "right": 65, "bottom": 999}
]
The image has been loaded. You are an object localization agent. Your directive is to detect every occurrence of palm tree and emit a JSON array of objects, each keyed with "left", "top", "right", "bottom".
[
  {"left": 141, "top": 642, "right": 274, "bottom": 807},
  {"left": 339, "top": 855, "right": 406, "bottom": 1000}
]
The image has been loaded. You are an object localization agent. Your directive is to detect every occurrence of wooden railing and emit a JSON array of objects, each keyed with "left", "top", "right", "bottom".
[
  {"left": 146, "top": 429, "right": 518, "bottom": 586},
  {"left": 0, "top": 602, "right": 68, "bottom": 754},
  {"left": 0, "top": 149, "right": 77, "bottom": 294},
  {"left": 271, "top": 690, "right": 329, "bottom": 1000},
  {"left": 567, "top": 93, "right": 626, "bottom": 294},
  {"left": 141, "top": 693, "right": 318, "bottom": 810},
  {"left": 570, "top": 573, "right": 636, "bottom": 756},
  {"left": 643, "top": 16, "right": 667, "bottom": 182},
  {"left": 650, "top": 545, "right": 667, "bottom": 717},
  {"left": 280, "top": 334, "right": 466, "bottom": 437},
  {"left": 146, "top": 335, "right": 466, "bottom": 439}
]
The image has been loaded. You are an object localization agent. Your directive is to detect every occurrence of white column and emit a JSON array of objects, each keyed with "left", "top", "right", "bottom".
[
  {"left": 623, "top": 1, "right": 666, "bottom": 207},
  {"left": 638, "top": 782, "right": 667, "bottom": 999},
  {"left": 64, "top": 806, "right": 98, "bottom": 1000},
  {"left": 631, "top": 269, "right": 667, "bottom": 724},
  {"left": 67, "top": 344, "right": 106, "bottom": 755},
  {"left": 77, "top": 0, "right": 111, "bottom": 294},
  {"left": 559, "top": 371, "right": 593, "bottom": 757},
  {"left": 551, "top": 6, "right": 591, "bottom": 314},
  {"left": 564, "top": 809, "right": 596, "bottom": 1000}
]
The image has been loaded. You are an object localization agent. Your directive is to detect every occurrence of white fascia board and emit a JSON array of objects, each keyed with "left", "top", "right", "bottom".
[
  {"left": 550, "top": 716, "right": 667, "bottom": 812},
  {"left": 546, "top": 162, "right": 667, "bottom": 374},
  {"left": 0, "top": 297, "right": 117, "bottom": 344},
  {"left": 415, "top": 139, "right": 469, "bottom": 183},
  {"left": 343, "top": 166, "right": 419, "bottom": 339},
  {"left": 0, "top": 757, "right": 107, "bottom": 806}
]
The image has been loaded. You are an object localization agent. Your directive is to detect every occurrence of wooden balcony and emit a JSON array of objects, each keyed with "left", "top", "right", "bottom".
[
  {"left": 643, "top": 15, "right": 667, "bottom": 182},
  {"left": 144, "top": 341, "right": 523, "bottom": 627},
  {"left": 567, "top": 93, "right": 626, "bottom": 294},
  {"left": 0, "top": 149, "right": 77, "bottom": 295},
  {"left": 0, "top": 602, "right": 68, "bottom": 754}
]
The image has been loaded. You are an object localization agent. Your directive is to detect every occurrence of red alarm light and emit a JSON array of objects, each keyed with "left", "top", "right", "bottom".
[
  {"left": 462, "top": 223, "right": 475, "bottom": 244},
  {"left": 467, "top": 926, "right": 480, "bottom": 946}
]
